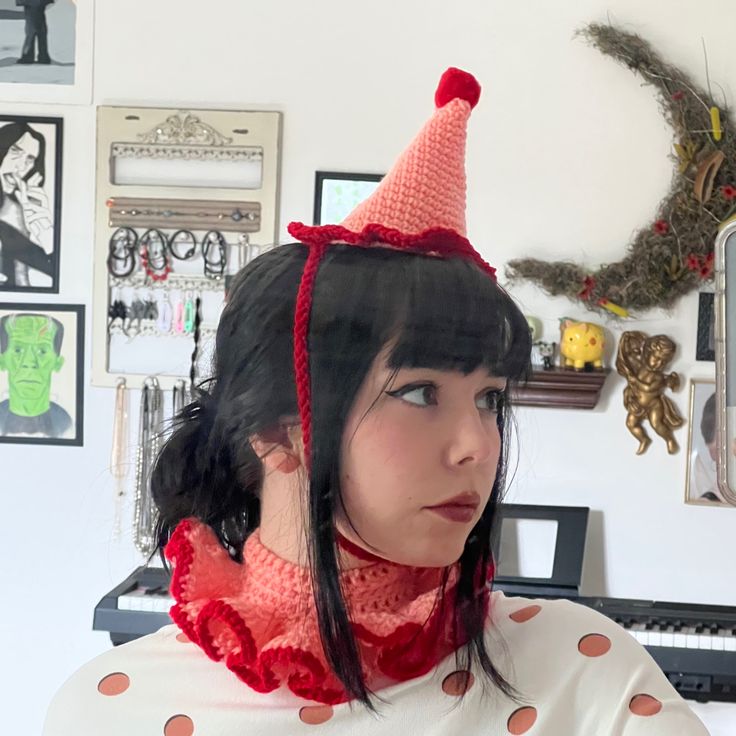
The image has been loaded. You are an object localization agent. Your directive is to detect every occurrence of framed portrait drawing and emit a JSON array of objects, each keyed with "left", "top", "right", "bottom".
[
  {"left": 0, "top": 114, "right": 63, "bottom": 293},
  {"left": 0, "top": 303, "right": 84, "bottom": 446},
  {"left": 684, "top": 378, "right": 728, "bottom": 506},
  {"left": 695, "top": 291, "right": 715, "bottom": 361},
  {"left": 0, "top": 0, "right": 94, "bottom": 105},
  {"left": 313, "top": 171, "right": 383, "bottom": 225}
]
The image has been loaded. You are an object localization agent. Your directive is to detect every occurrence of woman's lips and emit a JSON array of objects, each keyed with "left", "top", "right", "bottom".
[
  {"left": 426, "top": 505, "right": 477, "bottom": 523},
  {"left": 425, "top": 492, "right": 481, "bottom": 523}
]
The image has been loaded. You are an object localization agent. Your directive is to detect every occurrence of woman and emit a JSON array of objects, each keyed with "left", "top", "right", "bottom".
[{"left": 43, "top": 68, "right": 709, "bottom": 734}]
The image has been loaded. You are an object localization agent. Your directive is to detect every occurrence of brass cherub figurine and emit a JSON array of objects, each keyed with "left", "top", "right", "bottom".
[{"left": 615, "top": 331, "right": 685, "bottom": 455}]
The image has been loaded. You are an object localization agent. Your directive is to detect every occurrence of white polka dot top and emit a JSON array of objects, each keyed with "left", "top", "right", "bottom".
[{"left": 43, "top": 591, "right": 710, "bottom": 735}]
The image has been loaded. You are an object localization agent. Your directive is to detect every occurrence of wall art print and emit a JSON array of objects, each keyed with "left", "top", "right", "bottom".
[
  {"left": 0, "top": 0, "right": 93, "bottom": 104},
  {"left": 313, "top": 171, "right": 383, "bottom": 226},
  {"left": 0, "top": 114, "right": 62, "bottom": 293},
  {"left": 0, "top": 302, "right": 84, "bottom": 445}
]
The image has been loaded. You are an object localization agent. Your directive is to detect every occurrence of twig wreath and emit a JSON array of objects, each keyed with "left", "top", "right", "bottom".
[{"left": 505, "top": 23, "right": 736, "bottom": 317}]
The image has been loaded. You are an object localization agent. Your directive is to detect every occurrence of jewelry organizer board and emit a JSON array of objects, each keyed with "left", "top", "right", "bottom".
[{"left": 92, "top": 106, "right": 282, "bottom": 389}]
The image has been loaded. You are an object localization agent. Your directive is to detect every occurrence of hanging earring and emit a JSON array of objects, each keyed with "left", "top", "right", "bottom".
[
  {"left": 237, "top": 232, "right": 250, "bottom": 269},
  {"left": 174, "top": 295, "right": 185, "bottom": 335},
  {"left": 108, "top": 287, "right": 128, "bottom": 332},
  {"left": 183, "top": 291, "right": 195, "bottom": 335},
  {"left": 168, "top": 230, "right": 197, "bottom": 261},
  {"left": 202, "top": 230, "right": 227, "bottom": 279},
  {"left": 111, "top": 378, "right": 129, "bottom": 542},
  {"left": 127, "top": 291, "right": 147, "bottom": 336},
  {"left": 107, "top": 227, "right": 138, "bottom": 279},
  {"left": 142, "top": 289, "right": 159, "bottom": 323},
  {"left": 156, "top": 291, "right": 173, "bottom": 334},
  {"left": 140, "top": 229, "right": 172, "bottom": 282}
]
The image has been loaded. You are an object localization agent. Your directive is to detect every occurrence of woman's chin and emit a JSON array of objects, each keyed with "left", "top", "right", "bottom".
[{"left": 388, "top": 539, "right": 467, "bottom": 568}]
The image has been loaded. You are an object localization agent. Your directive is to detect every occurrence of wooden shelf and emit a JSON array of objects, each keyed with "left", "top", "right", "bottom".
[{"left": 512, "top": 367, "right": 611, "bottom": 410}]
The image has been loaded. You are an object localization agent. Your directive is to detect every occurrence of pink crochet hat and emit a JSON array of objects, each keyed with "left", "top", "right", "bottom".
[{"left": 287, "top": 67, "right": 497, "bottom": 470}]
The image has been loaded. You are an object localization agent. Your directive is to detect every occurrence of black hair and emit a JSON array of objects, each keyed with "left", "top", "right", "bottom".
[
  {"left": 152, "top": 242, "right": 531, "bottom": 709},
  {"left": 701, "top": 392, "right": 716, "bottom": 444},
  {"left": 0, "top": 122, "right": 47, "bottom": 188},
  {"left": 0, "top": 313, "right": 63, "bottom": 354}
]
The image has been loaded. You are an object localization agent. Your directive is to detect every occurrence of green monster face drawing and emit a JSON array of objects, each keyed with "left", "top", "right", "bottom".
[{"left": 0, "top": 314, "right": 64, "bottom": 417}]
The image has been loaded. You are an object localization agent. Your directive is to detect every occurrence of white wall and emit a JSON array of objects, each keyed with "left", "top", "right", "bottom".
[{"left": 1, "top": 0, "right": 734, "bottom": 732}]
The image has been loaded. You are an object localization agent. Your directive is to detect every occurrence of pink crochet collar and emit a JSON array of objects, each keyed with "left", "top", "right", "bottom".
[{"left": 165, "top": 518, "right": 486, "bottom": 704}]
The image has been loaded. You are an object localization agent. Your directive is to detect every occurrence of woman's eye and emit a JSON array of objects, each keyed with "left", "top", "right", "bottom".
[
  {"left": 389, "top": 384, "right": 436, "bottom": 407},
  {"left": 482, "top": 390, "right": 505, "bottom": 413}
]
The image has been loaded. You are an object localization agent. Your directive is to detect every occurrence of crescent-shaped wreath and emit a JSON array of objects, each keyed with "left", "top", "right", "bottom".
[{"left": 505, "top": 23, "right": 734, "bottom": 317}]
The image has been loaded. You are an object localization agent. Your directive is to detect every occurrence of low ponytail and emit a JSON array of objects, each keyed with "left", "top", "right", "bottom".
[{"left": 151, "top": 388, "right": 264, "bottom": 563}]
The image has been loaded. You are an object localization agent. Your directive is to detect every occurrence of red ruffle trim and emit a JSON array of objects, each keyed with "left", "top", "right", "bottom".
[
  {"left": 165, "top": 519, "right": 487, "bottom": 705},
  {"left": 286, "top": 221, "right": 497, "bottom": 280}
]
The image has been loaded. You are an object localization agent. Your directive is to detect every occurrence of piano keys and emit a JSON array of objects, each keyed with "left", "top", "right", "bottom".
[{"left": 575, "top": 596, "right": 736, "bottom": 702}]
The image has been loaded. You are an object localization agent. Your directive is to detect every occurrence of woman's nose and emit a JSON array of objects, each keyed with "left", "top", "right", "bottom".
[{"left": 446, "top": 410, "right": 497, "bottom": 466}]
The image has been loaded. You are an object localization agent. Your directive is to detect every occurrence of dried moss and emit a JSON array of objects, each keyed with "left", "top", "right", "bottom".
[{"left": 505, "top": 23, "right": 734, "bottom": 316}]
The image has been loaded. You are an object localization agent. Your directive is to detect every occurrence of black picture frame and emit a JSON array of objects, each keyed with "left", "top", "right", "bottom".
[
  {"left": 0, "top": 114, "right": 63, "bottom": 294},
  {"left": 313, "top": 171, "right": 383, "bottom": 225},
  {"left": 0, "top": 303, "right": 84, "bottom": 446},
  {"left": 696, "top": 291, "right": 715, "bottom": 361}
]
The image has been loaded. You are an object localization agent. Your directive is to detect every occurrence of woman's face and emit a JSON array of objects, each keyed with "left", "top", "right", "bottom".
[
  {"left": 337, "top": 346, "right": 506, "bottom": 567},
  {"left": 0, "top": 132, "right": 40, "bottom": 195}
]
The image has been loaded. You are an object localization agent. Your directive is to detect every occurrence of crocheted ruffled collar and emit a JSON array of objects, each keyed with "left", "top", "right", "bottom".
[{"left": 165, "top": 518, "right": 484, "bottom": 705}]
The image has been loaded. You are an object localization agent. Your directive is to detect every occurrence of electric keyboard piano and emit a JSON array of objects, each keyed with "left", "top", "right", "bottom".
[
  {"left": 492, "top": 504, "right": 736, "bottom": 703},
  {"left": 93, "top": 565, "right": 172, "bottom": 646},
  {"left": 575, "top": 596, "right": 736, "bottom": 702}
]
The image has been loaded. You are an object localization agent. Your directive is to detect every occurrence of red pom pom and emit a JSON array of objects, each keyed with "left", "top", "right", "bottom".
[{"left": 434, "top": 67, "right": 481, "bottom": 109}]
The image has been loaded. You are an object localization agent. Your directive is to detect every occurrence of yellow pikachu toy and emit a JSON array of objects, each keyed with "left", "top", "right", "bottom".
[{"left": 560, "top": 318, "right": 605, "bottom": 370}]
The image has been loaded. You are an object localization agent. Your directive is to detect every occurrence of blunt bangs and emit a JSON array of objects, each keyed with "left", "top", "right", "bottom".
[{"left": 312, "top": 245, "right": 531, "bottom": 386}]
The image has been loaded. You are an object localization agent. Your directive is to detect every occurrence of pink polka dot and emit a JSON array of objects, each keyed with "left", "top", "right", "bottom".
[
  {"left": 442, "top": 670, "right": 475, "bottom": 695},
  {"left": 163, "top": 715, "right": 194, "bottom": 736},
  {"left": 175, "top": 632, "right": 190, "bottom": 643},
  {"left": 299, "top": 705, "right": 334, "bottom": 725},
  {"left": 578, "top": 633, "right": 611, "bottom": 657},
  {"left": 629, "top": 694, "right": 662, "bottom": 716},
  {"left": 509, "top": 605, "right": 542, "bottom": 623},
  {"left": 507, "top": 706, "right": 537, "bottom": 734},
  {"left": 97, "top": 672, "right": 130, "bottom": 696}
]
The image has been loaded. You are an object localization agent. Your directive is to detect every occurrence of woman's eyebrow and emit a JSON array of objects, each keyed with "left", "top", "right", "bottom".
[{"left": 392, "top": 368, "right": 507, "bottom": 387}]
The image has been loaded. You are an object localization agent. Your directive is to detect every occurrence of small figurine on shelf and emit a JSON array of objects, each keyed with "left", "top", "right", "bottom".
[
  {"left": 616, "top": 331, "right": 684, "bottom": 455},
  {"left": 526, "top": 316, "right": 555, "bottom": 371},
  {"left": 559, "top": 318, "right": 605, "bottom": 370},
  {"left": 525, "top": 315, "right": 542, "bottom": 342},
  {"left": 536, "top": 341, "right": 557, "bottom": 370}
]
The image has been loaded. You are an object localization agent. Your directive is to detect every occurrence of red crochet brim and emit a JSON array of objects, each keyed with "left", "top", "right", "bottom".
[{"left": 288, "top": 221, "right": 473, "bottom": 256}]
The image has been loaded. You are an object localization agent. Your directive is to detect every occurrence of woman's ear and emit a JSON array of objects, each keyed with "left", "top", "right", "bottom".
[{"left": 250, "top": 422, "right": 303, "bottom": 474}]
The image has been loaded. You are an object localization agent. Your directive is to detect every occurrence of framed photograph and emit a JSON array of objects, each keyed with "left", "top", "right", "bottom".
[
  {"left": 0, "top": 115, "right": 62, "bottom": 293},
  {"left": 696, "top": 291, "right": 715, "bottom": 361},
  {"left": 0, "top": 303, "right": 84, "bottom": 445},
  {"left": 0, "top": 0, "right": 94, "bottom": 105},
  {"left": 684, "top": 378, "right": 728, "bottom": 506},
  {"left": 313, "top": 171, "right": 383, "bottom": 225}
]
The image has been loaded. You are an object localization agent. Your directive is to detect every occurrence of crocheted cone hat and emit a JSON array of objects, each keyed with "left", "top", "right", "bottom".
[{"left": 287, "top": 67, "right": 498, "bottom": 471}]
